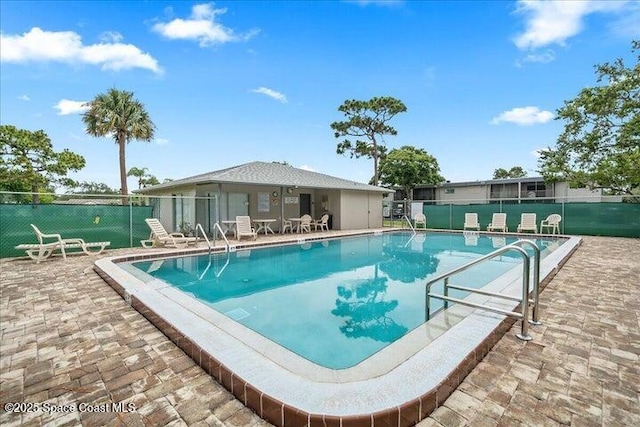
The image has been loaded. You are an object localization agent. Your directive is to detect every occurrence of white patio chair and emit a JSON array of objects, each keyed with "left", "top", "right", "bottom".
[
  {"left": 312, "top": 214, "right": 329, "bottom": 231},
  {"left": 282, "top": 219, "right": 294, "bottom": 234},
  {"left": 15, "top": 224, "right": 110, "bottom": 263},
  {"left": 299, "top": 214, "right": 312, "bottom": 233},
  {"left": 517, "top": 213, "right": 538, "bottom": 233},
  {"left": 413, "top": 212, "right": 427, "bottom": 229},
  {"left": 487, "top": 213, "right": 508, "bottom": 232},
  {"left": 142, "top": 218, "right": 199, "bottom": 248},
  {"left": 235, "top": 216, "right": 258, "bottom": 240},
  {"left": 463, "top": 213, "right": 481, "bottom": 231},
  {"left": 540, "top": 214, "right": 562, "bottom": 234}
]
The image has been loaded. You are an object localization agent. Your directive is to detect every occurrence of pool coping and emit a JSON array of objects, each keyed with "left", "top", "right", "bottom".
[{"left": 94, "top": 230, "right": 582, "bottom": 426}]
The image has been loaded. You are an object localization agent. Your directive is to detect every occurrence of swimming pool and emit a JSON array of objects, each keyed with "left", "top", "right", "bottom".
[
  {"left": 95, "top": 230, "right": 581, "bottom": 426},
  {"left": 129, "top": 232, "right": 555, "bottom": 369}
]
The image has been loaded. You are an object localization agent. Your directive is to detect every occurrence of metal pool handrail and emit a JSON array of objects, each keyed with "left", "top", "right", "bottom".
[
  {"left": 425, "top": 241, "right": 535, "bottom": 341},
  {"left": 510, "top": 239, "right": 541, "bottom": 324},
  {"left": 402, "top": 215, "right": 416, "bottom": 234},
  {"left": 211, "top": 222, "right": 230, "bottom": 253},
  {"left": 194, "top": 223, "right": 212, "bottom": 255}
]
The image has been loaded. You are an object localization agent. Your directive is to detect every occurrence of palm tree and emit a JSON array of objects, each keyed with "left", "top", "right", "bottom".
[
  {"left": 127, "top": 166, "right": 149, "bottom": 189},
  {"left": 83, "top": 88, "right": 155, "bottom": 204}
]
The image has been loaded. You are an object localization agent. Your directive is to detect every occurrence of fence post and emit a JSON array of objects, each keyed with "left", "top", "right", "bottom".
[
  {"left": 129, "top": 199, "right": 133, "bottom": 248},
  {"left": 561, "top": 201, "right": 565, "bottom": 234},
  {"left": 449, "top": 203, "right": 452, "bottom": 230}
]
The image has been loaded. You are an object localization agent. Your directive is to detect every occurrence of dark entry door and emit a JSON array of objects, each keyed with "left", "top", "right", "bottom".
[{"left": 299, "top": 193, "right": 311, "bottom": 216}]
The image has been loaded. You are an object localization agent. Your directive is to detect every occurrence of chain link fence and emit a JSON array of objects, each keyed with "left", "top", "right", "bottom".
[
  {"left": 383, "top": 196, "right": 640, "bottom": 237},
  {"left": 0, "top": 192, "right": 155, "bottom": 258}
]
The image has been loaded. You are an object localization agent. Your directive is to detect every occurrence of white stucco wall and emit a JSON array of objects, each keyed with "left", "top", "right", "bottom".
[
  {"left": 436, "top": 185, "right": 488, "bottom": 204},
  {"left": 338, "top": 191, "right": 384, "bottom": 230}
]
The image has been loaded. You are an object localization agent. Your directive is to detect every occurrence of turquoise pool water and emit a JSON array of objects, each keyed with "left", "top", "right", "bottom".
[{"left": 130, "top": 232, "right": 562, "bottom": 369}]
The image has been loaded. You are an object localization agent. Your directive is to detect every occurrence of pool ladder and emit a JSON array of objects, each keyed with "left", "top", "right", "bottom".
[
  {"left": 402, "top": 215, "right": 416, "bottom": 234},
  {"left": 425, "top": 239, "right": 541, "bottom": 341},
  {"left": 194, "top": 222, "right": 231, "bottom": 254},
  {"left": 194, "top": 223, "right": 231, "bottom": 280}
]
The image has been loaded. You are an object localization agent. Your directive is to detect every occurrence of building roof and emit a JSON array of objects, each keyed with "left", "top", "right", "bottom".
[
  {"left": 136, "top": 161, "right": 392, "bottom": 193},
  {"left": 414, "top": 176, "right": 546, "bottom": 189}
]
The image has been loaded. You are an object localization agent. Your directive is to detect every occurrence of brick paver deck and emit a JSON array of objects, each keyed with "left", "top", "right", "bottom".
[{"left": 1, "top": 235, "right": 638, "bottom": 426}]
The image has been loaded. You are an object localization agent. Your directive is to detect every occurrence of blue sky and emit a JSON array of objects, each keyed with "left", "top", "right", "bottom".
[{"left": 1, "top": 0, "right": 638, "bottom": 191}]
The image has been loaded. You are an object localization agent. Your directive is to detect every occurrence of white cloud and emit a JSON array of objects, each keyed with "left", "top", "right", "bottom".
[
  {"left": 298, "top": 164, "right": 316, "bottom": 172},
  {"left": 0, "top": 27, "right": 161, "bottom": 73},
  {"left": 152, "top": 3, "right": 259, "bottom": 47},
  {"left": 513, "top": 0, "right": 630, "bottom": 50},
  {"left": 491, "top": 106, "right": 554, "bottom": 126},
  {"left": 155, "top": 138, "right": 169, "bottom": 145},
  {"left": 99, "top": 31, "right": 124, "bottom": 43},
  {"left": 18, "top": 95, "right": 30, "bottom": 101},
  {"left": 515, "top": 50, "right": 556, "bottom": 67},
  {"left": 531, "top": 148, "right": 544, "bottom": 158},
  {"left": 252, "top": 87, "right": 287, "bottom": 103},
  {"left": 608, "top": 3, "right": 640, "bottom": 37},
  {"left": 54, "top": 99, "right": 89, "bottom": 115}
]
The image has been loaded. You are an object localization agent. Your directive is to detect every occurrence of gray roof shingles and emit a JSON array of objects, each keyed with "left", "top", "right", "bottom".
[{"left": 137, "top": 161, "right": 391, "bottom": 193}]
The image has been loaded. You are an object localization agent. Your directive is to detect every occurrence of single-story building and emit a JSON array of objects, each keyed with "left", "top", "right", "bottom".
[{"left": 136, "top": 161, "right": 392, "bottom": 234}]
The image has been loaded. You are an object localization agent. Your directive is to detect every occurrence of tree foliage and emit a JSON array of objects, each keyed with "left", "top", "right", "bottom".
[
  {"left": 70, "top": 181, "right": 119, "bottom": 194},
  {"left": 493, "top": 166, "right": 527, "bottom": 179},
  {"left": 378, "top": 146, "right": 444, "bottom": 200},
  {"left": 128, "top": 166, "right": 161, "bottom": 188},
  {"left": 538, "top": 40, "right": 640, "bottom": 197},
  {"left": 83, "top": 88, "right": 156, "bottom": 203},
  {"left": 330, "top": 96, "right": 407, "bottom": 186},
  {"left": 0, "top": 125, "right": 85, "bottom": 203}
]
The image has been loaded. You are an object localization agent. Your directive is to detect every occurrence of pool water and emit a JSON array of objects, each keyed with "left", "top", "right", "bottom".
[{"left": 130, "top": 232, "right": 562, "bottom": 369}]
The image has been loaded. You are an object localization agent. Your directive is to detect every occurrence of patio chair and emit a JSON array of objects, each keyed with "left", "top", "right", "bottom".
[
  {"left": 517, "top": 213, "right": 538, "bottom": 233},
  {"left": 299, "top": 214, "right": 312, "bottom": 233},
  {"left": 540, "top": 214, "right": 562, "bottom": 234},
  {"left": 487, "top": 213, "right": 508, "bottom": 232},
  {"left": 235, "top": 216, "right": 257, "bottom": 240},
  {"left": 463, "top": 213, "right": 481, "bottom": 231},
  {"left": 15, "top": 224, "right": 110, "bottom": 263},
  {"left": 141, "top": 218, "right": 199, "bottom": 248},
  {"left": 413, "top": 213, "right": 427, "bottom": 229},
  {"left": 282, "top": 218, "right": 294, "bottom": 234},
  {"left": 312, "top": 214, "right": 329, "bottom": 232}
]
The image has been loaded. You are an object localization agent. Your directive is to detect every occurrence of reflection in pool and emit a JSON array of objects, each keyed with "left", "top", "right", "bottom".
[{"left": 129, "top": 232, "right": 563, "bottom": 369}]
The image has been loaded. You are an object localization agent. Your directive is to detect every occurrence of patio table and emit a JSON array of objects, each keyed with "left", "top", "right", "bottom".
[{"left": 253, "top": 219, "right": 276, "bottom": 235}]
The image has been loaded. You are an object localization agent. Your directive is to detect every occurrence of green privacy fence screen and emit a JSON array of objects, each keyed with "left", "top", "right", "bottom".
[
  {"left": 0, "top": 203, "right": 154, "bottom": 258},
  {"left": 421, "top": 202, "right": 640, "bottom": 237}
]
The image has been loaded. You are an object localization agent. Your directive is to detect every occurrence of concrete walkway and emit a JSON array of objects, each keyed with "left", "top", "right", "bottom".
[{"left": 1, "top": 236, "right": 638, "bottom": 426}]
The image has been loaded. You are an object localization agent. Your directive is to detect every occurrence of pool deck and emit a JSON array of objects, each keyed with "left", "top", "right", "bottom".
[{"left": 1, "top": 232, "right": 638, "bottom": 426}]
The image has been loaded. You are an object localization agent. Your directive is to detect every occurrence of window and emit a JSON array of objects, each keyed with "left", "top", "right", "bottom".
[
  {"left": 444, "top": 188, "right": 455, "bottom": 194},
  {"left": 413, "top": 187, "right": 435, "bottom": 200}
]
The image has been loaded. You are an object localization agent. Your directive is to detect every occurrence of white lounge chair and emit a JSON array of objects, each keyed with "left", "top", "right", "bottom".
[
  {"left": 235, "top": 216, "right": 257, "bottom": 240},
  {"left": 299, "top": 214, "right": 312, "bottom": 233},
  {"left": 517, "top": 213, "right": 538, "bottom": 233},
  {"left": 312, "top": 214, "right": 329, "bottom": 232},
  {"left": 540, "top": 214, "right": 562, "bottom": 234},
  {"left": 15, "top": 224, "right": 110, "bottom": 263},
  {"left": 463, "top": 213, "right": 481, "bottom": 231},
  {"left": 413, "top": 213, "right": 427, "bottom": 229},
  {"left": 141, "top": 218, "right": 199, "bottom": 248},
  {"left": 487, "top": 213, "right": 508, "bottom": 232}
]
